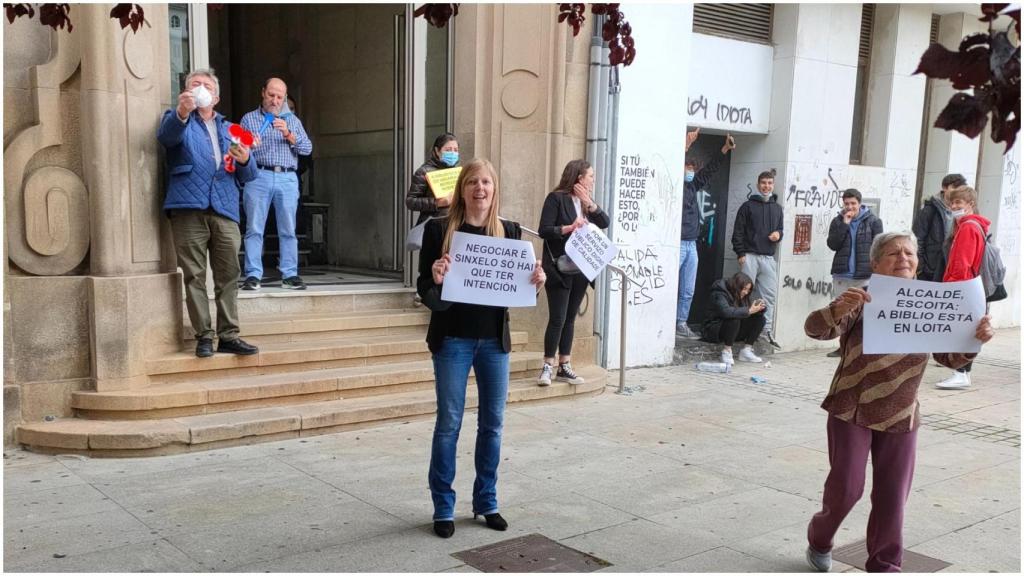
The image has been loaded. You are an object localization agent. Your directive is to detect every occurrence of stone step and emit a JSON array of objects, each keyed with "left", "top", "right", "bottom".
[
  {"left": 148, "top": 331, "right": 530, "bottom": 384},
  {"left": 671, "top": 333, "right": 778, "bottom": 366},
  {"left": 74, "top": 352, "right": 549, "bottom": 419},
  {"left": 182, "top": 308, "right": 431, "bottom": 343},
  {"left": 231, "top": 287, "right": 418, "bottom": 317},
  {"left": 17, "top": 366, "right": 607, "bottom": 456}
]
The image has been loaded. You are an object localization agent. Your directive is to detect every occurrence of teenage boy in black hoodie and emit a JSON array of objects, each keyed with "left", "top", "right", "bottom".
[{"left": 732, "top": 169, "right": 783, "bottom": 348}]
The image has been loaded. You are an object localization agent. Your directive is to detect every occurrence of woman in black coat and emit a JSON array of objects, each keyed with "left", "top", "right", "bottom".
[
  {"left": 701, "top": 272, "right": 767, "bottom": 365},
  {"left": 406, "top": 132, "right": 460, "bottom": 225},
  {"left": 418, "top": 158, "right": 545, "bottom": 539},
  {"left": 536, "top": 159, "right": 611, "bottom": 387}
]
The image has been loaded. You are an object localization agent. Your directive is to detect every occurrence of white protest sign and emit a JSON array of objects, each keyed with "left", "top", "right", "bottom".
[
  {"left": 863, "top": 275, "right": 986, "bottom": 354},
  {"left": 441, "top": 231, "right": 537, "bottom": 307},
  {"left": 565, "top": 223, "right": 618, "bottom": 281}
]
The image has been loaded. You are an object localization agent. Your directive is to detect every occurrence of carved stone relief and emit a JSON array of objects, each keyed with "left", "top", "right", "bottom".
[{"left": 4, "top": 29, "right": 89, "bottom": 276}]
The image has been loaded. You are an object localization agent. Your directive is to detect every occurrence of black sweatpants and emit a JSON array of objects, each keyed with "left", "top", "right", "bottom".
[
  {"left": 543, "top": 274, "right": 590, "bottom": 358},
  {"left": 704, "top": 313, "right": 766, "bottom": 347}
]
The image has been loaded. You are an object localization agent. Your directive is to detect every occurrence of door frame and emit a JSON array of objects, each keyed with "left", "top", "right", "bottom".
[{"left": 182, "top": 4, "right": 452, "bottom": 287}]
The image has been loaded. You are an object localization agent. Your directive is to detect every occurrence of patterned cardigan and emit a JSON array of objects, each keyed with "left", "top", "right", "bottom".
[{"left": 805, "top": 301, "right": 974, "bottom": 433}]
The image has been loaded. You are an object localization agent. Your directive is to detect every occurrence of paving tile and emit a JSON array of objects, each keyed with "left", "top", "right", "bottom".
[
  {"left": 233, "top": 526, "right": 469, "bottom": 573},
  {"left": 3, "top": 508, "right": 158, "bottom": 570},
  {"left": 908, "top": 509, "right": 1021, "bottom": 573},
  {"left": 647, "top": 487, "right": 818, "bottom": 546},
  {"left": 494, "top": 492, "right": 639, "bottom": 540},
  {"left": 164, "top": 499, "right": 409, "bottom": 570},
  {"left": 574, "top": 464, "right": 760, "bottom": 519},
  {"left": 3, "top": 461, "right": 88, "bottom": 495},
  {"left": 4, "top": 484, "right": 122, "bottom": 530},
  {"left": 3, "top": 450, "right": 58, "bottom": 468},
  {"left": 94, "top": 456, "right": 358, "bottom": 533},
  {"left": 559, "top": 517, "right": 720, "bottom": 571},
  {"left": 7, "top": 538, "right": 203, "bottom": 573},
  {"left": 653, "top": 545, "right": 803, "bottom": 572}
]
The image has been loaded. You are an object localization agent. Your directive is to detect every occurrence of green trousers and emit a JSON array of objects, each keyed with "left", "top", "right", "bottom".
[{"left": 169, "top": 209, "right": 241, "bottom": 341}]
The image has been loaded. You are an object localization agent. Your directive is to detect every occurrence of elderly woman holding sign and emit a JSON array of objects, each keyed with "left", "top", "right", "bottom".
[
  {"left": 802, "top": 231, "right": 994, "bottom": 573},
  {"left": 537, "top": 160, "right": 611, "bottom": 387},
  {"left": 418, "top": 158, "right": 545, "bottom": 539}
]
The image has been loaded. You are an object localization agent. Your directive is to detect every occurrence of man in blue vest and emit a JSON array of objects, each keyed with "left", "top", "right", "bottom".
[
  {"left": 240, "top": 77, "right": 314, "bottom": 291},
  {"left": 157, "top": 69, "right": 260, "bottom": 358}
]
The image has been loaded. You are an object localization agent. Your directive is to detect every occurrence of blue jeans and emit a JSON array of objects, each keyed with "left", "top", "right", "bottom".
[
  {"left": 676, "top": 240, "right": 699, "bottom": 326},
  {"left": 429, "top": 337, "right": 510, "bottom": 521},
  {"left": 243, "top": 169, "right": 299, "bottom": 279}
]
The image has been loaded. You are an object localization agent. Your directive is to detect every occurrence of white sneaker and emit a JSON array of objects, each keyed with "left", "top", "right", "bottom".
[
  {"left": 537, "top": 363, "right": 552, "bottom": 387},
  {"left": 720, "top": 349, "right": 735, "bottom": 365},
  {"left": 738, "top": 347, "right": 763, "bottom": 363},
  {"left": 935, "top": 370, "right": 971, "bottom": 390},
  {"left": 805, "top": 546, "right": 832, "bottom": 572}
]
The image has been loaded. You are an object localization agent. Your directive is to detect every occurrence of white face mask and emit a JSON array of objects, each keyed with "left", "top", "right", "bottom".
[
  {"left": 192, "top": 85, "right": 213, "bottom": 108},
  {"left": 951, "top": 209, "right": 967, "bottom": 219}
]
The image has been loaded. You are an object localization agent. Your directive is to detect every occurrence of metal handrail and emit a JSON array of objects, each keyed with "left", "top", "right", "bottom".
[{"left": 519, "top": 225, "right": 637, "bottom": 393}]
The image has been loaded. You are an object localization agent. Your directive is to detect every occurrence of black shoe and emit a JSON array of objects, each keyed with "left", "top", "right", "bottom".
[
  {"left": 433, "top": 520, "right": 455, "bottom": 538},
  {"left": 476, "top": 512, "right": 508, "bottom": 531},
  {"left": 282, "top": 276, "right": 306, "bottom": 290},
  {"left": 217, "top": 338, "right": 259, "bottom": 355},
  {"left": 195, "top": 338, "right": 214, "bottom": 358},
  {"left": 826, "top": 349, "right": 841, "bottom": 358},
  {"left": 764, "top": 331, "right": 782, "bottom": 350},
  {"left": 241, "top": 276, "right": 260, "bottom": 291}
]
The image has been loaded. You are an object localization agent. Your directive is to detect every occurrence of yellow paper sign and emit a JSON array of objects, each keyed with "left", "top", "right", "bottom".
[{"left": 425, "top": 167, "right": 462, "bottom": 199}]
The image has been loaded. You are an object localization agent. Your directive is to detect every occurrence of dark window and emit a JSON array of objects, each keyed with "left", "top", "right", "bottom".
[
  {"left": 849, "top": 4, "right": 875, "bottom": 165},
  {"left": 693, "top": 4, "right": 773, "bottom": 44}
]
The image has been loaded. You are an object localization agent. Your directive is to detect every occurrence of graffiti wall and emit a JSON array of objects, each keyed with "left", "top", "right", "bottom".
[
  {"left": 988, "top": 148, "right": 1021, "bottom": 328},
  {"left": 687, "top": 33, "right": 772, "bottom": 134},
  {"left": 605, "top": 4, "right": 692, "bottom": 369},
  {"left": 770, "top": 163, "right": 920, "bottom": 350}
]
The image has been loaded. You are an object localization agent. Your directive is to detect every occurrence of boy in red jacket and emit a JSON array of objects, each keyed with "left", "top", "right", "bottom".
[{"left": 936, "top": 185, "right": 989, "bottom": 390}]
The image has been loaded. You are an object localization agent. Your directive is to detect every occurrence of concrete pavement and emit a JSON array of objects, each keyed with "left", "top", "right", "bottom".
[{"left": 4, "top": 329, "right": 1020, "bottom": 572}]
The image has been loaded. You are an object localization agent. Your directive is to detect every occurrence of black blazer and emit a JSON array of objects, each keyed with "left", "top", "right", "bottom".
[
  {"left": 416, "top": 217, "right": 521, "bottom": 354},
  {"left": 538, "top": 191, "right": 611, "bottom": 288}
]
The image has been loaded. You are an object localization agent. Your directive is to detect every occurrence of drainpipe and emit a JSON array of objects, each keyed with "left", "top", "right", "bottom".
[{"left": 586, "top": 16, "right": 611, "bottom": 367}]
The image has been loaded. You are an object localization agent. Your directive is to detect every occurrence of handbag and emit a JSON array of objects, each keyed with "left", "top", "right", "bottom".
[{"left": 556, "top": 254, "right": 582, "bottom": 275}]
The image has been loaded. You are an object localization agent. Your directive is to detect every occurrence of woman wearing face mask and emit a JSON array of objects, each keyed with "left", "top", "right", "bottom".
[
  {"left": 418, "top": 158, "right": 546, "bottom": 538},
  {"left": 407, "top": 132, "right": 460, "bottom": 225},
  {"left": 537, "top": 160, "right": 611, "bottom": 386},
  {"left": 934, "top": 185, "right": 990, "bottom": 390}
]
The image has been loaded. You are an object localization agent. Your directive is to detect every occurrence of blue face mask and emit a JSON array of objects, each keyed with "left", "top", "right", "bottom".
[
  {"left": 685, "top": 170, "right": 695, "bottom": 182},
  {"left": 440, "top": 151, "right": 459, "bottom": 167}
]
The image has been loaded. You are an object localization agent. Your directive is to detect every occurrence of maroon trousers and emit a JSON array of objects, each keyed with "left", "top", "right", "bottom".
[{"left": 808, "top": 416, "right": 918, "bottom": 572}]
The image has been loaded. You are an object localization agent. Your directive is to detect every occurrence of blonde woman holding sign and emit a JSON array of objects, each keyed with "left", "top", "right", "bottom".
[
  {"left": 802, "top": 231, "right": 993, "bottom": 573},
  {"left": 537, "top": 160, "right": 611, "bottom": 386},
  {"left": 418, "top": 158, "right": 545, "bottom": 539}
]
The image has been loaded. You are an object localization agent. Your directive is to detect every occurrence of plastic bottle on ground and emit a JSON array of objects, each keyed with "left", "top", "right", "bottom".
[{"left": 696, "top": 361, "right": 731, "bottom": 373}]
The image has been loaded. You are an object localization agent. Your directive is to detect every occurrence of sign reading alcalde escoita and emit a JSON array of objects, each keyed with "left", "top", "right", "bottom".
[{"left": 863, "top": 275, "right": 985, "bottom": 354}]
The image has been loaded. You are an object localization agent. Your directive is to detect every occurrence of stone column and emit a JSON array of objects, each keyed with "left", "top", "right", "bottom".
[
  {"left": 976, "top": 130, "right": 1020, "bottom": 328},
  {"left": 453, "top": 5, "right": 593, "bottom": 358},
  {"left": 745, "top": 4, "right": 862, "bottom": 350},
  {"left": 862, "top": 3, "right": 931, "bottom": 170},
  {"left": 76, "top": 4, "right": 182, "bottom": 391},
  {"left": 920, "top": 12, "right": 989, "bottom": 192}
]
